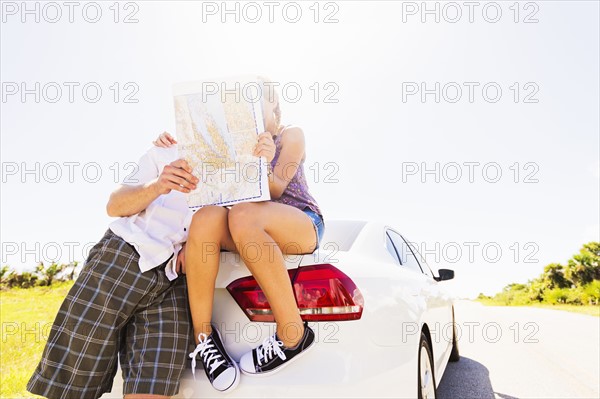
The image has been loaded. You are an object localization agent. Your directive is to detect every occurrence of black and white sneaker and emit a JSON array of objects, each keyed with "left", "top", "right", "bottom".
[
  {"left": 239, "top": 322, "right": 315, "bottom": 376},
  {"left": 189, "top": 326, "right": 240, "bottom": 392}
]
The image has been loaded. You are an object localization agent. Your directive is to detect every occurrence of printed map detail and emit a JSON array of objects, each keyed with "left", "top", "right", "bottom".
[{"left": 173, "top": 77, "right": 269, "bottom": 208}]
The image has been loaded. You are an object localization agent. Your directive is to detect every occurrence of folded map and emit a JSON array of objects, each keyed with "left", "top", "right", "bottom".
[{"left": 173, "top": 76, "right": 270, "bottom": 209}]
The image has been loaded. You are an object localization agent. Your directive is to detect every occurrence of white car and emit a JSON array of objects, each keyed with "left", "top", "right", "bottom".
[{"left": 103, "top": 220, "right": 459, "bottom": 398}]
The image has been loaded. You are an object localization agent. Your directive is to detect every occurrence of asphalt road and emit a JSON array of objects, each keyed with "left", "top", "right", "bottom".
[
  {"left": 100, "top": 300, "right": 598, "bottom": 399},
  {"left": 437, "top": 301, "right": 600, "bottom": 399}
]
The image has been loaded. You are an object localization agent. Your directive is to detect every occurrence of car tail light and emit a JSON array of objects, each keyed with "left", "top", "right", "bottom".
[{"left": 226, "top": 264, "right": 364, "bottom": 322}]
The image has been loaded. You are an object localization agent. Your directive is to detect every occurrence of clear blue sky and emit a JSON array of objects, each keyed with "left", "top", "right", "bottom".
[{"left": 1, "top": 1, "right": 598, "bottom": 298}]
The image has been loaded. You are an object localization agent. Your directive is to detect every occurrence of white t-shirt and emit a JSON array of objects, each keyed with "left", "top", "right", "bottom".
[{"left": 109, "top": 146, "right": 193, "bottom": 280}]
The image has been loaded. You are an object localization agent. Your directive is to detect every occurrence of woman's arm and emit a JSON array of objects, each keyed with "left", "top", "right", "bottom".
[{"left": 267, "top": 127, "right": 305, "bottom": 199}]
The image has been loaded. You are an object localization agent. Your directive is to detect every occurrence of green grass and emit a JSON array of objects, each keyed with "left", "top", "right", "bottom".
[
  {"left": 476, "top": 299, "right": 600, "bottom": 317},
  {"left": 528, "top": 303, "right": 600, "bottom": 316},
  {"left": 0, "top": 282, "right": 74, "bottom": 399}
]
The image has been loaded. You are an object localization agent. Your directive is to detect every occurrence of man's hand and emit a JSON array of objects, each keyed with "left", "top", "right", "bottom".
[
  {"left": 153, "top": 159, "right": 199, "bottom": 195},
  {"left": 176, "top": 243, "right": 186, "bottom": 274},
  {"left": 254, "top": 132, "right": 276, "bottom": 163}
]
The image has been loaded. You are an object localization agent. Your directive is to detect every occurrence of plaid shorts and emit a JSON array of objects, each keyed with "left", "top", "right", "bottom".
[{"left": 27, "top": 229, "right": 192, "bottom": 399}]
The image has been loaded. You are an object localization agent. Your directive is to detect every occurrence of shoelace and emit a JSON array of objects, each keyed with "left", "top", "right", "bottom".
[
  {"left": 256, "top": 334, "right": 286, "bottom": 366},
  {"left": 189, "top": 333, "right": 226, "bottom": 379}
]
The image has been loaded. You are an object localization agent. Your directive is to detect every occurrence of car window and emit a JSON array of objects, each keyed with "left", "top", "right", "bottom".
[
  {"left": 385, "top": 233, "right": 401, "bottom": 266},
  {"left": 420, "top": 260, "right": 434, "bottom": 278},
  {"left": 402, "top": 236, "right": 434, "bottom": 278},
  {"left": 406, "top": 240, "right": 438, "bottom": 279},
  {"left": 387, "top": 230, "right": 423, "bottom": 274}
]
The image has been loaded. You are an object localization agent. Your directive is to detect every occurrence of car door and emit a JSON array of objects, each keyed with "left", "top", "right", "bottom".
[
  {"left": 387, "top": 230, "right": 451, "bottom": 368},
  {"left": 401, "top": 235, "right": 454, "bottom": 369}
]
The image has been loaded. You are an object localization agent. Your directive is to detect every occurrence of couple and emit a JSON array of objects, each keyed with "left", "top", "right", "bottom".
[{"left": 27, "top": 85, "right": 324, "bottom": 398}]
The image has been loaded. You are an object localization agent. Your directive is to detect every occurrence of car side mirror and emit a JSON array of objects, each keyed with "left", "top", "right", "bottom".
[{"left": 435, "top": 269, "right": 454, "bottom": 281}]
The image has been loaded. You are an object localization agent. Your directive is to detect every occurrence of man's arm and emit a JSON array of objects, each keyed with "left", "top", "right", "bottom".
[
  {"left": 106, "top": 181, "right": 162, "bottom": 217},
  {"left": 106, "top": 159, "right": 198, "bottom": 217}
]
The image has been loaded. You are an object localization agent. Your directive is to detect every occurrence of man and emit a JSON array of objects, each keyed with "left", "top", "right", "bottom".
[{"left": 28, "top": 136, "right": 198, "bottom": 399}]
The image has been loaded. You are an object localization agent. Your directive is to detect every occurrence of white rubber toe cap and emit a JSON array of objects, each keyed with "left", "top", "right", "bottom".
[
  {"left": 213, "top": 365, "right": 240, "bottom": 392},
  {"left": 239, "top": 351, "right": 257, "bottom": 374}
]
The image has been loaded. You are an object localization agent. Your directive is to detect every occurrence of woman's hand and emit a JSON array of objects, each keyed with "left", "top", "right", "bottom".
[
  {"left": 153, "top": 131, "right": 177, "bottom": 148},
  {"left": 253, "top": 132, "right": 276, "bottom": 163}
]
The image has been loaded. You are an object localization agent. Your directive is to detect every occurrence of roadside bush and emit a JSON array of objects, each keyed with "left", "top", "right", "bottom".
[
  {"left": 492, "top": 284, "right": 531, "bottom": 305},
  {"left": 544, "top": 288, "right": 570, "bottom": 305},
  {"left": 35, "top": 262, "right": 66, "bottom": 286},
  {"left": 509, "top": 290, "right": 532, "bottom": 305},
  {"left": 582, "top": 280, "right": 600, "bottom": 305},
  {"left": 565, "top": 286, "right": 584, "bottom": 305},
  {"left": 0, "top": 262, "right": 80, "bottom": 289}
]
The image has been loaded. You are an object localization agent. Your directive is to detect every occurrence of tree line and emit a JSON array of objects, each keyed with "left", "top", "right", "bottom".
[
  {"left": 478, "top": 242, "right": 600, "bottom": 306},
  {"left": 0, "top": 262, "right": 80, "bottom": 289}
]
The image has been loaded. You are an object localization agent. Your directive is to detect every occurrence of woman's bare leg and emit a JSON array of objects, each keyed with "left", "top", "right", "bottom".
[
  {"left": 185, "top": 206, "right": 236, "bottom": 343},
  {"left": 228, "top": 202, "right": 317, "bottom": 348}
]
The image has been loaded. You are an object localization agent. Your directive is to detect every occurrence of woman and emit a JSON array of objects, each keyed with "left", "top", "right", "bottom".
[{"left": 155, "top": 82, "right": 324, "bottom": 392}]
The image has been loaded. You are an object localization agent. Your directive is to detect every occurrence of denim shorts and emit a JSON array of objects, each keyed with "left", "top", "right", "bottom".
[{"left": 303, "top": 208, "right": 325, "bottom": 250}]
